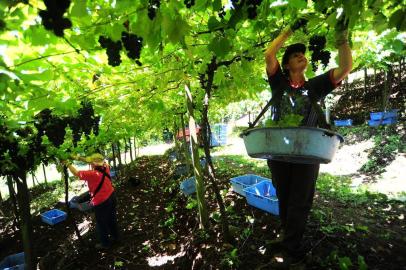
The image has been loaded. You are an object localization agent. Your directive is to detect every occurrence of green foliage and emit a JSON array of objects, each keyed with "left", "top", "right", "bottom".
[
  {"left": 264, "top": 114, "right": 304, "bottom": 128},
  {"left": 221, "top": 248, "right": 240, "bottom": 268}
]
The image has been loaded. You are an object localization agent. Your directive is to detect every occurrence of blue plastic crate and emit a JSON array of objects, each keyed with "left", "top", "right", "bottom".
[
  {"left": 180, "top": 177, "right": 196, "bottom": 195},
  {"left": 334, "top": 119, "right": 353, "bottom": 127},
  {"left": 230, "top": 174, "right": 271, "bottom": 196},
  {"left": 243, "top": 180, "right": 279, "bottom": 215},
  {"left": 368, "top": 117, "right": 397, "bottom": 126},
  {"left": 41, "top": 209, "right": 67, "bottom": 225},
  {"left": 370, "top": 109, "right": 398, "bottom": 120}
]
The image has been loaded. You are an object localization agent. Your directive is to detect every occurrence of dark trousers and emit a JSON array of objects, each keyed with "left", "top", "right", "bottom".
[
  {"left": 268, "top": 160, "right": 319, "bottom": 257},
  {"left": 94, "top": 192, "right": 118, "bottom": 247}
]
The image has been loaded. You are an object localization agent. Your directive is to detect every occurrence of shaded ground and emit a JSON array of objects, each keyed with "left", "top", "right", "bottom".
[{"left": 1, "top": 155, "right": 405, "bottom": 269}]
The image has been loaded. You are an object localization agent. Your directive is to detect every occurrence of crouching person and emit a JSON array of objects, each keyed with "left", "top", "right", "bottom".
[{"left": 65, "top": 153, "right": 119, "bottom": 250}]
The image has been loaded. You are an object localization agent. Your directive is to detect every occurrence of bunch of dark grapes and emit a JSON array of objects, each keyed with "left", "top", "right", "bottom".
[
  {"left": 148, "top": 0, "right": 161, "bottom": 20},
  {"left": 218, "top": 7, "right": 226, "bottom": 19},
  {"left": 99, "top": 36, "right": 122, "bottom": 67},
  {"left": 184, "top": 0, "right": 195, "bottom": 8},
  {"left": 39, "top": 0, "right": 72, "bottom": 37},
  {"left": 69, "top": 101, "right": 100, "bottom": 145},
  {"left": 246, "top": 0, "right": 263, "bottom": 19},
  {"left": 121, "top": 32, "right": 143, "bottom": 66},
  {"left": 34, "top": 109, "right": 69, "bottom": 147},
  {"left": 308, "top": 35, "right": 331, "bottom": 71}
]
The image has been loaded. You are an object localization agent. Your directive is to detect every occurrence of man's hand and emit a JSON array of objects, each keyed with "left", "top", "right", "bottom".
[{"left": 335, "top": 13, "right": 349, "bottom": 47}]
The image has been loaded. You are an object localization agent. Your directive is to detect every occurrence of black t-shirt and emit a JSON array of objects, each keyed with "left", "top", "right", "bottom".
[{"left": 267, "top": 64, "right": 340, "bottom": 127}]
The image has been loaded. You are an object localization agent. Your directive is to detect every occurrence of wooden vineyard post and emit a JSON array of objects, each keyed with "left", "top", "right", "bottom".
[{"left": 185, "top": 83, "right": 209, "bottom": 230}]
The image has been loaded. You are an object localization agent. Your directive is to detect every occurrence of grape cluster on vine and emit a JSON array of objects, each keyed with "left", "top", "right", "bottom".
[
  {"left": 228, "top": 0, "right": 263, "bottom": 20},
  {"left": 121, "top": 32, "right": 143, "bottom": 66},
  {"left": 218, "top": 7, "right": 226, "bottom": 19},
  {"left": 246, "top": 0, "right": 263, "bottom": 19},
  {"left": 34, "top": 102, "right": 100, "bottom": 148},
  {"left": 99, "top": 31, "right": 144, "bottom": 67},
  {"left": 39, "top": 0, "right": 72, "bottom": 37},
  {"left": 148, "top": 0, "right": 161, "bottom": 20},
  {"left": 184, "top": 0, "right": 195, "bottom": 8},
  {"left": 309, "top": 35, "right": 331, "bottom": 72},
  {"left": 98, "top": 36, "right": 123, "bottom": 67}
]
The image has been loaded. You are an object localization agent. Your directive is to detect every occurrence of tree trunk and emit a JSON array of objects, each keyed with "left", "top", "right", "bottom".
[
  {"left": 42, "top": 164, "right": 48, "bottom": 184},
  {"left": 344, "top": 77, "right": 349, "bottom": 92},
  {"left": 364, "top": 68, "right": 367, "bottom": 92},
  {"left": 116, "top": 141, "right": 123, "bottom": 168},
  {"left": 129, "top": 138, "right": 133, "bottom": 163},
  {"left": 111, "top": 143, "right": 117, "bottom": 171},
  {"left": 180, "top": 113, "right": 191, "bottom": 173},
  {"left": 199, "top": 57, "right": 231, "bottom": 242},
  {"left": 0, "top": 186, "right": 2, "bottom": 203},
  {"left": 123, "top": 139, "right": 127, "bottom": 164},
  {"left": 185, "top": 84, "right": 209, "bottom": 230},
  {"left": 133, "top": 137, "right": 137, "bottom": 158},
  {"left": 7, "top": 175, "right": 19, "bottom": 224},
  {"left": 14, "top": 175, "right": 35, "bottom": 270},
  {"left": 399, "top": 59, "right": 402, "bottom": 87},
  {"left": 62, "top": 166, "right": 82, "bottom": 243},
  {"left": 382, "top": 66, "right": 393, "bottom": 111},
  {"left": 31, "top": 172, "right": 36, "bottom": 187},
  {"left": 374, "top": 68, "right": 377, "bottom": 88},
  {"left": 173, "top": 120, "right": 181, "bottom": 155}
]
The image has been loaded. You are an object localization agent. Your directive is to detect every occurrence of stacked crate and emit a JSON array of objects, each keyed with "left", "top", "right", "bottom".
[{"left": 368, "top": 109, "right": 398, "bottom": 126}]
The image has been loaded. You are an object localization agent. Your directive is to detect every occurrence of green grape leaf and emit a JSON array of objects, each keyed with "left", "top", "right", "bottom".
[
  {"left": 265, "top": 114, "right": 303, "bottom": 128},
  {"left": 389, "top": 9, "right": 406, "bottom": 32},
  {"left": 212, "top": 0, "right": 222, "bottom": 11},
  {"left": 70, "top": 0, "right": 88, "bottom": 18},
  {"left": 288, "top": 0, "right": 307, "bottom": 9},
  {"left": 208, "top": 16, "right": 221, "bottom": 31},
  {"left": 208, "top": 36, "right": 231, "bottom": 57}
]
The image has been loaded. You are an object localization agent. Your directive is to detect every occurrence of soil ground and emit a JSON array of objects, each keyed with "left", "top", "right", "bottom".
[{"left": 1, "top": 152, "right": 405, "bottom": 269}]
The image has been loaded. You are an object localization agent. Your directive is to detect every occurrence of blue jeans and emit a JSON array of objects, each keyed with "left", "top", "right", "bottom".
[
  {"left": 94, "top": 192, "right": 118, "bottom": 247},
  {"left": 0, "top": 252, "right": 25, "bottom": 270}
]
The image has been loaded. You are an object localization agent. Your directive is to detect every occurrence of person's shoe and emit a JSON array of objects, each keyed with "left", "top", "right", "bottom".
[{"left": 268, "top": 252, "right": 306, "bottom": 270}]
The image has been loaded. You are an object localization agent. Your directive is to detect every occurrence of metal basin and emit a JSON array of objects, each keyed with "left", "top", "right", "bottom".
[{"left": 240, "top": 127, "right": 344, "bottom": 164}]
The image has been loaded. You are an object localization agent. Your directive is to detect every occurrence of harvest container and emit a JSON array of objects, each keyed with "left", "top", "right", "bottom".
[
  {"left": 240, "top": 127, "right": 344, "bottom": 164},
  {"left": 230, "top": 174, "right": 270, "bottom": 196},
  {"left": 370, "top": 109, "right": 398, "bottom": 120},
  {"left": 41, "top": 209, "right": 67, "bottom": 225},
  {"left": 368, "top": 118, "right": 397, "bottom": 126},
  {"left": 334, "top": 119, "right": 353, "bottom": 127},
  {"left": 180, "top": 177, "right": 196, "bottom": 196},
  {"left": 243, "top": 180, "right": 279, "bottom": 215}
]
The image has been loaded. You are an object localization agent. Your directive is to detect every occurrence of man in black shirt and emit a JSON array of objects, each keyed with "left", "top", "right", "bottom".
[{"left": 264, "top": 16, "right": 352, "bottom": 269}]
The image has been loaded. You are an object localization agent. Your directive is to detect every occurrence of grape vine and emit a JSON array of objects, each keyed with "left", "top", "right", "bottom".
[
  {"left": 308, "top": 35, "right": 331, "bottom": 72},
  {"left": 39, "top": 0, "right": 72, "bottom": 37}
]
